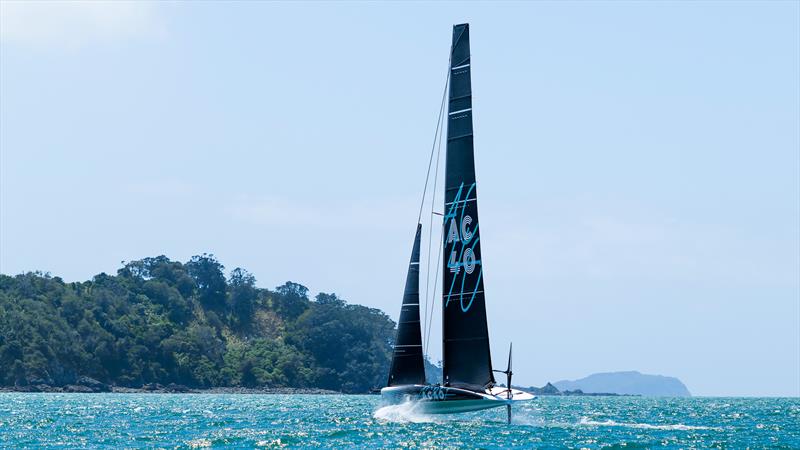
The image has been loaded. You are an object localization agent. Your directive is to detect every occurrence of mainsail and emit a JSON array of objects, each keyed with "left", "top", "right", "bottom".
[
  {"left": 442, "top": 23, "right": 495, "bottom": 390},
  {"left": 387, "top": 224, "right": 426, "bottom": 386}
]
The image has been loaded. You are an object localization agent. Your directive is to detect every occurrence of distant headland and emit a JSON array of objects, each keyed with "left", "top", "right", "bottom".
[{"left": 525, "top": 371, "right": 691, "bottom": 397}]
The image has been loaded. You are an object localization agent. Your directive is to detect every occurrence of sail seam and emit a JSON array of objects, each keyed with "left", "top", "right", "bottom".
[
  {"left": 445, "top": 198, "right": 477, "bottom": 206},
  {"left": 444, "top": 291, "right": 483, "bottom": 298},
  {"left": 447, "top": 133, "right": 473, "bottom": 140},
  {"left": 448, "top": 108, "right": 472, "bottom": 115}
]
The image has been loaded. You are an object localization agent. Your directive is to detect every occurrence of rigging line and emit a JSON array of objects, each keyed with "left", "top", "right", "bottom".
[
  {"left": 421, "top": 62, "right": 451, "bottom": 359},
  {"left": 424, "top": 218, "right": 444, "bottom": 364},
  {"left": 422, "top": 78, "right": 447, "bottom": 360},
  {"left": 416, "top": 65, "right": 450, "bottom": 225},
  {"left": 423, "top": 74, "right": 448, "bottom": 362},
  {"left": 420, "top": 112, "right": 442, "bottom": 352}
]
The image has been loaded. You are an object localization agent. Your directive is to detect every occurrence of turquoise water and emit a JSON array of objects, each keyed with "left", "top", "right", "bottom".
[{"left": 0, "top": 394, "right": 798, "bottom": 448}]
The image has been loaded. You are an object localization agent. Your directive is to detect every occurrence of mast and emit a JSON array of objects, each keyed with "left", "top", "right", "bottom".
[
  {"left": 442, "top": 23, "right": 495, "bottom": 390},
  {"left": 387, "top": 224, "right": 426, "bottom": 386}
]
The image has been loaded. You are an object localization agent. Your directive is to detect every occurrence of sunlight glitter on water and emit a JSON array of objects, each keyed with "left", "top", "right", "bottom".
[{"left": 0, "top": 394, "right": 798, "bottom": 448}]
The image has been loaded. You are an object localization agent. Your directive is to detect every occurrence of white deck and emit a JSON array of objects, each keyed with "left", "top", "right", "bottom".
[{"left": 487, "top": 386, "right": 536, "bottom": 401}]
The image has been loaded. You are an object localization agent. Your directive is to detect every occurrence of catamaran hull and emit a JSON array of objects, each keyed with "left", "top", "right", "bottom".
[{"left": 380, "top": 385, "right": 534, "bottom": 414}]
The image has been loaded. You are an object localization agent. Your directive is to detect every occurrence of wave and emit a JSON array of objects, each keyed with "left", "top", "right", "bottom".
[
  {"left": 186, "top": 438, "right": 213, "bottom": 448},
  {"left": 578, "top": 417, "right": 723, "bottom": 431}
]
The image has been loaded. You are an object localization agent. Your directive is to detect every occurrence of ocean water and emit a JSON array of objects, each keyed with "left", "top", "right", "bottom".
[{"left": 0, "top": 394, "right": 797, "bottom": 448}]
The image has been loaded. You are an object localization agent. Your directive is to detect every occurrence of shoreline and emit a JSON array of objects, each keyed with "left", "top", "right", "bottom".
[
  {"left": 0, "top": 385, "right": 341, "bottom": 395},
  {"left": 0, "top": 385, "right": 636, "bottom": 396}
]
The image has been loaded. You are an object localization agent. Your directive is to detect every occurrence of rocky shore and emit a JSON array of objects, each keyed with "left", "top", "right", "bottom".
[
  {"left": 0, "top": 377, "right": 339, "bottom": 395},
  {"left": 525, "top": 382, "right": 631, "bottom": 396},
  {"left": 3, "top": 378, "right": 629, "bottom": 396}
]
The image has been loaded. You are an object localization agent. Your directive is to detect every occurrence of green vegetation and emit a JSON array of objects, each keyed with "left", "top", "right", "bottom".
[{"left": 0, "top": 255, "right": 410, "bottom": 393}]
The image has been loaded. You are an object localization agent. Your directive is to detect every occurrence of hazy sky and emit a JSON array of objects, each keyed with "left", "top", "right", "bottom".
[{"left": 1, "top": 1, "right": 798, "bottom": 396}]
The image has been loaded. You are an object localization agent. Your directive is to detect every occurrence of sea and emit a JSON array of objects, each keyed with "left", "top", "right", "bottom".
[{"left": 0, "top": 394, "right": 797, "bottom": 448}]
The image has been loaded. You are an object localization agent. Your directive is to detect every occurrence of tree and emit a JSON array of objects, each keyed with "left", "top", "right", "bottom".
[
  {"left": 315, "top": 292, "right": 345, "bottom": 307},
  {"left": 186, "top": 254, "right": 226, "bottom": 309},
  {"left": 227, "top": 268, "right": 257, "bottom": 328},
  {"left": 275, "top": 281, "right": 309, "bottom": 320},
  {"left": 288, "top": 299, "right": 395, "bottom": 393},
  {"left": 118, "top": 256, "right": 196, "bottom": 298}
]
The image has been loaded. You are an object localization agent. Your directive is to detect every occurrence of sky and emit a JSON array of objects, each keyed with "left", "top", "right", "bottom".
[{"left": 1, "top": 1, "right": 798, "bottom": 397}]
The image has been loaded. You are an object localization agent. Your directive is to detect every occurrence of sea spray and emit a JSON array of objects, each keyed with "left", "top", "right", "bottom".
[{"left": 373, "top": 400, "right": 442, "bottom": 424}]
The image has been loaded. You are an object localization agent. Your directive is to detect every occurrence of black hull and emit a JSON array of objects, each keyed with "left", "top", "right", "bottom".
[{"left": 380, "top": 384, "right": 507, "bottom": 414}]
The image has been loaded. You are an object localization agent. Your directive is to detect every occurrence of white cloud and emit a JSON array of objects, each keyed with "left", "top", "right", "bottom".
[{"left": 0, "top": 1, "right": 163, "bottom": 49}]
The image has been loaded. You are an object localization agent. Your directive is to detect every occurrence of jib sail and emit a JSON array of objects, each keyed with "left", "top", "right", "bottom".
[{"left": 387, "top": 223, "right": 426, "bottom": 386}]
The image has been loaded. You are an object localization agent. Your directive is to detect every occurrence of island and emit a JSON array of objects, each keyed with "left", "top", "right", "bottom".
[
  {"left": 0, "top": 255, "right": 399, "bottom": 394},
  {"left": 524, "top": 371, "right": 691, "bottom": 397}
]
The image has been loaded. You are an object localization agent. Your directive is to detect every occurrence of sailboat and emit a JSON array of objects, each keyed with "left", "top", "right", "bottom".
[{"left": 380, "top": 23, "right": 534, "bottom": 422}]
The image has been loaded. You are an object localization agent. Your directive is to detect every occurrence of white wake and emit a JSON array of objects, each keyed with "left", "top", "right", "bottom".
[{"left": 578, "top": 417, "right": 723, "bottom": 431}]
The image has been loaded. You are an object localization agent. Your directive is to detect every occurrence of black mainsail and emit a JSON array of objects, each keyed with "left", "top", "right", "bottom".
[
  {"left": 442, "top": 23, "right": 495, "bottom": 390},
  {"left": 387, "top": 224, "right": 426, "bottom": 386}
]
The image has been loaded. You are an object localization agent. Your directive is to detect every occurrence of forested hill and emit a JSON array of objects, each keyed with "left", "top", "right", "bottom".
[{"left": 0, "top": 255, "right": 423, "bottom": 393}]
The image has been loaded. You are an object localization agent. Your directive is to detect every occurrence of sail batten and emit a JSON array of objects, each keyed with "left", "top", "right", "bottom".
[
  {"left": 442, "top": 23, "right": 495, "bottom": 390},
  {"left": 387, "top": 223, "right": 426, "bottom": 387}
]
